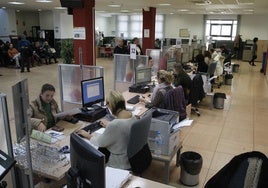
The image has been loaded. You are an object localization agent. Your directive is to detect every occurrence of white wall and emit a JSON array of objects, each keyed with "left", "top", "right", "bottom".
[
  {"left": 54, "top": 10, "right": 73, "bottom": 39},
  {"left": 164, "top": 14, "right": 204, "bottom": 40},
  {"left": 16, "top": 11, "right": 39, "bottom": 36},
  {"left": 0, "top": 9, "right": 17, "bottom": 41},
  {"left": 240, "top": 15, "right": 268, "bottom": 40},
  {"left": 39, "top": 11, "right": 54, "bottom": 30}
]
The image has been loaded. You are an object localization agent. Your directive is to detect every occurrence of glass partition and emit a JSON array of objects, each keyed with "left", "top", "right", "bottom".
[
  {"left": 58, "top": 64, "right": 104, "bottom": 111},
  {"left": 114, "top": 54, "right": 149, "bottom": 92},
  {"left": 146, "top": 49, "right": 161, "bottom": 76}
]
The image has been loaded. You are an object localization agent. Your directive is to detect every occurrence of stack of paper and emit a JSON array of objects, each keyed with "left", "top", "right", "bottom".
[{"left": 106, "top": 167, "right": 132, "bottom": 188}]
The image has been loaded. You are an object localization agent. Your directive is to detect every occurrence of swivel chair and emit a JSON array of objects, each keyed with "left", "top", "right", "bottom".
[
  {"left": 127, "top": 112, "right": 152, "bottom": 174},
  {"left": 188, "top": 74, "right": 205, "bottom": 116}
]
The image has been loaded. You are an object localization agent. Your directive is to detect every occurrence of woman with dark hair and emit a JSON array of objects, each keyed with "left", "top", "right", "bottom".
[
  {"left": 132, "top": 37, "right": 143, "bottom": 55},
  {"left": 29, "top": 83, "right": 68, "bottom": 132},
  {"left": 196, "top": 54, "right": 208, "bottom": 73},
  {"left": 249, "top": 37, "right": 258, "bottom": 66}
]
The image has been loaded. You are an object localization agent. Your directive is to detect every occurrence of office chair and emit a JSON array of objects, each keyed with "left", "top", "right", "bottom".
[
  {"left": 127, "top": 112, "right": 152, "bottom": 174},
  {"left": 163, "top": 86, "right": 187, "bottom": 121},
  {"left": 188, "top": 74, "right": 205, "bottom": 116}
]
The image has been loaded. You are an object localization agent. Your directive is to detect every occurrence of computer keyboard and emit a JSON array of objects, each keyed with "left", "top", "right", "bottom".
[
  {"left": 127, "top": 95, "right": 140, "bottom": 104},
  {"left": 82, "top": 121, "right": 103, "bottom": 133}
]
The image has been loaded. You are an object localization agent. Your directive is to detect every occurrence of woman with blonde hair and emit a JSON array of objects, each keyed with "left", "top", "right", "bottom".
[
  {"left": 140, "top": 70, "right": 174, "bottom": 108},
  {"left": 77, "top": 90, "right": 137, "bottom": 170}
]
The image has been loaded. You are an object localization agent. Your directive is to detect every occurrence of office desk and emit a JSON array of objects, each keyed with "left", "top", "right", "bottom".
[
  {"left": 15, "top": 120, "right": 84, "bottom": 182},
  {"left": 122, "top": 90, "right": 150, "bottom": 116},
  {"left": 151, "top": 142, "right": 182, "bottom": 184},
  {"left": 123, "top": 90, "right": 182, "bottom": 185}
]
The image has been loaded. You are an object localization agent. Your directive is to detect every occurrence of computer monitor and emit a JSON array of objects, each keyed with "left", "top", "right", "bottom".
[
  {"left": 135, "top": 67, "right": 152, "bottom": 85},
  {"left": 81, "top": 77, "right": 105, "bottom": 108},
  {"left": 69, "top": 133, "right": 105, "bottom": 188},
  {"left": 166, "top": 58, "right": 176, "bottom": 72}
]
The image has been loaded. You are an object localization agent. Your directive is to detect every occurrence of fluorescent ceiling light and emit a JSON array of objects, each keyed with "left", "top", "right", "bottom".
[
  {"left": 36, "top": 0, "right": 52, "bottom": 3},
  {"left": 38, "top": 9, "right": 42, "bottom": 12},
  {"left": 157, "top": 3, "right": 171, "bottom": 6},
  {"left": 243, "top": 9, "right": 254, "bottom": 11},
  {"left": 8, "top": 2, "right": 25, "bottom": 5},
  {"left": 178, "top": 9, "right": 189, "bottom": 12},
  {"left": 54, "top": 7, "right": 67, "bottom": 9},
  {"left": 121, "top": 10, "right": 130, "bottom": 13},
  {"left": 2, "top": 7, "right": 6, "bottom": 9},
  {"left": 16, "top": 10, "right": 20, "bottom": 12},
  {"left": 108, "top": 4, "right": 121, "bottom": 8},
  {"left": 170, "top": 12, "right": 174, "bottom": 14}
]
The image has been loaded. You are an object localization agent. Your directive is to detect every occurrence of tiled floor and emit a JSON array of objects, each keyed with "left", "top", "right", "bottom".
[{"left": 1, "top": 58, "right": 268, "bottom": 187}]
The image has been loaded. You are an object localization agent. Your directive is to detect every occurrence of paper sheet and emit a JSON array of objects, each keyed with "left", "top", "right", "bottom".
[
  {"left": 0, "top": 165, "right": 5, "bottom": 176},
  {"left": 95, "top": 128, "right": 105, "bottom": 135},
  {"left": 106, "top": 167, "right": 132, "bottom": 188},
  {"left": 172, "top": 119, "right": 193, "bottom": 130}
]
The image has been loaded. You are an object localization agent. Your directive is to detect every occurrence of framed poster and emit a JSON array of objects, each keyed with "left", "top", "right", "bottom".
[{"left": 179, "top": 29, "right": 190, "bottom": 38}]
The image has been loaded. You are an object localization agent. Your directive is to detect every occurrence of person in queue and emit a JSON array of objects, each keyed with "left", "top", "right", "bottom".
[
  {"left": 77, "top": 90, "right": 137, "bottom": 170},
  {"left": 140, "top": 70, "right": 173, "bottom": 108},
  {"left": 29, "top": 83, "right": 71, "bottom": 132}
]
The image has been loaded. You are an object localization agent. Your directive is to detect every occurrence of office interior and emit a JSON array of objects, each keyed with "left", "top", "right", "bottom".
[{"left": 1, "top": 0, "right": 268, "bottom": 187}]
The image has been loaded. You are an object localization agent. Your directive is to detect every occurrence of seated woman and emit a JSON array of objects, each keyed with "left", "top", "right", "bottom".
[
  {"left": 29, "top": 83, "right": 70, "bottom": 132},
  {"left": 77, "top": 90, "right": 137, "bottom": 170},
  {"left": 140, "top": 70, "right": 173, "bottom": 108},
  {"left": 173, "top": 63, "right": 192, "bottom": 102},
  {"left": 7, "top": 43, "right": 21, "bottom": 68},
  {"left": 196, "top": 54, "right": 208, "bottom": 73}
]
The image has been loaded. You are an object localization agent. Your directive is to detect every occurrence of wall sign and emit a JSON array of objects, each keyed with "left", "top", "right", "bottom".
[{"left": 73, "top": 27, "right": 86, "bottom": 40}]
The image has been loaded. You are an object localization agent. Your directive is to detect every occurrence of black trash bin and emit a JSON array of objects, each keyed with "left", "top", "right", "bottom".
[
  {"left": 225, "top": 73, "right": 233, "bottom": 85},
  {"left": 232, "top": 64, "right": 240, "bottom": 73},
  {"left": 180, "top": 151, "right": 203, "bottom": 186},
  {"left": 213, "top": 92, "right": 226, "bottom": 109}
]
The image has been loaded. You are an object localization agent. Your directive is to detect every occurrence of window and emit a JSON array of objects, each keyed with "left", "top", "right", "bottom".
[
  {"left": 116, "top": 14, "right": 164, "bottom": 40},
  {"left": 205, "top": 19, "right": 237, "bottom": 41}
]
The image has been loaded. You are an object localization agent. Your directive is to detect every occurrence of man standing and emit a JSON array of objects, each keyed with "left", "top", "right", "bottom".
[
  {"left": 113, "top": 38, "right": 128, "bottom": 54},
  {"left": 249, "top": 37, "right": 258, "bottom": 66},
  {"left": 18, "top": 34, "right": 32, "bottom": 72}
]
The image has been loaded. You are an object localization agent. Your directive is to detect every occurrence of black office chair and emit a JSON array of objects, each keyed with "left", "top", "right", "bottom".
[
  {"left": 188, "top": 74, "right": 205, "bottom": 116},
  {"left": 127, "top": 112, "right": 152, "bottom": 174}
]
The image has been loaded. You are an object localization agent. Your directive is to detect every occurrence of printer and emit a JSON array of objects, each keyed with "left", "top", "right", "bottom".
[{"left": 145, "top": 108, "right": 180, "bottom": 155}]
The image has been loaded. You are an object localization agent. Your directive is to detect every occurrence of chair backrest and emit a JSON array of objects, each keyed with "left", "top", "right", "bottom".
[
  {"left": 127, "top": 112, "right": 152, "bottom": 174},
  {"left": 163, "top": 86, "right": 186, "bottom": 119},
  {"left": 207, "top": 62, "right": 217, "bottom": 76},
  {"left": 189, "top": 74, "right": 205, "bottom": 106}
]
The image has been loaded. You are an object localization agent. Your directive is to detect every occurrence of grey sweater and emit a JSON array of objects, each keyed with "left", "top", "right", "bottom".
[{"left": 91, "top": 116, "right": 137, "bottom": 170}]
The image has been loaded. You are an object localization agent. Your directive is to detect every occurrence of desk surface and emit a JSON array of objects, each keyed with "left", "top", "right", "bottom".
[
  {"left": 15, "top": 120, "right": 84, "bottom": 181},
  {"left": 122, "top": 90, "right": 150, "bottom": 116}
]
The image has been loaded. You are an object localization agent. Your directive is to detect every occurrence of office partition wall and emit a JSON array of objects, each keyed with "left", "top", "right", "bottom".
[
  {"left": 113, "top": 54, "right": 149, "bottom": 92},
  {"left": 58, "top": 64, "right": 104, "bottom": 111}
]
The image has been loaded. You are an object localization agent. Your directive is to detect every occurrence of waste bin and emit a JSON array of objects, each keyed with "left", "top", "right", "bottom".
[
  {"left": 232, "top": 64, "right": 240, "bottom": 73},
  {"left": 225, "top": 73, "right": 233, "bottom": 85},
  {"left": 213, "top": 92, "right": 226, "bottom": 109},
  {"left": 180, "top": 151, "right": 203, "bottom": 186}
]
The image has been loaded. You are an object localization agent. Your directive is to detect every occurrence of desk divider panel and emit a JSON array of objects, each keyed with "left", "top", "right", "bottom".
[
  {"left": 58, "top": 64, "right": 104, "bottom": 111},
  {"left": 114, "top": 54, "right": 149, "bottom": 92}
]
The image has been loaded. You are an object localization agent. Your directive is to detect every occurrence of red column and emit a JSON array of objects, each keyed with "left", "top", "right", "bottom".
[
  {"left": 142, "top": 7, "right": 156, "bottom": 53},
  {"left": 73, "top": 0, "right": 95, "bottom": 65}
]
